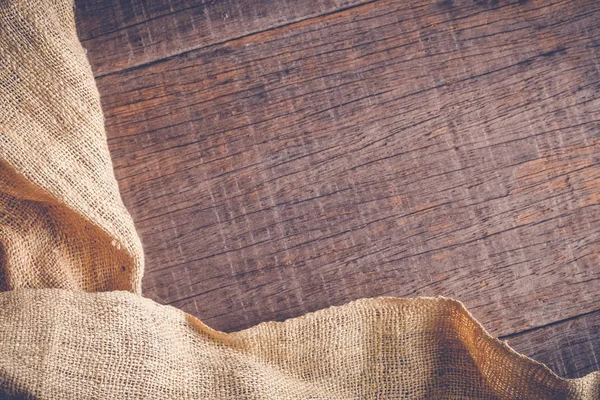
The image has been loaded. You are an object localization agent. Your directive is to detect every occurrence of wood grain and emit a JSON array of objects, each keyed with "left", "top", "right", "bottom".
[
  {"left": 76, "top": 0, "right": 600, "bottom": 375},
  {"left": 75, "top": 0, "right": 375, "bottom": 76},
  {"left": 503, "top": 310, "right": 600, "bottom": 379}
]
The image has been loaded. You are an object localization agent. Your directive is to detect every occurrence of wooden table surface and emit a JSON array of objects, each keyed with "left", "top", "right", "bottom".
[{"left": 75, "top": 0, "right": 599, "bottom": 379}]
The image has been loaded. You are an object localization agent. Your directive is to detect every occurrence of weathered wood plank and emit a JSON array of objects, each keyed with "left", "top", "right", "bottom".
[
  {"left": 75, "top": 0, "right": 375, "bottom": 76},
  {"left": 88, "top": 0, "right": 600, "bottom": 338},
  {"left": 503, "top": 310, "right": 600, "bottom": 379}
]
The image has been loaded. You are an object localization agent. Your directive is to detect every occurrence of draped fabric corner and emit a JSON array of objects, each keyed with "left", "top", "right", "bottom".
[{"left": 0, "top": 0, "right": 598, "bottom": 398}]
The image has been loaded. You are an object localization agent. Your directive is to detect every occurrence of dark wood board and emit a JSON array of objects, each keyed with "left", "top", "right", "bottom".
[
  {"left": 503, "top": 309, "right": 600, "bottom": 379},
  {"left": 75, "top": 0, "right": 600, "bottom": 377},
  {"left": 75, "top": 0, "right": 375, "bottom": 76}
]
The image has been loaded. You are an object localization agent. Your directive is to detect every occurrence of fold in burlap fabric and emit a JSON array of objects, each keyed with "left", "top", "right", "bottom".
[{"left": 0, "top": 0, "right": 598, "bottom": 398}]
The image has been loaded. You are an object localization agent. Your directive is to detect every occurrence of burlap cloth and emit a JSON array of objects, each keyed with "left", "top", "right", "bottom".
[{"left": 0, "top": 0, "right": 598, "bottom": 398}]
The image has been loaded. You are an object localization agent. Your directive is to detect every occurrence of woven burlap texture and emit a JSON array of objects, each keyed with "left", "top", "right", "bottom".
[{"left": 0, "top": 0, "right": 598, "bottom": 398}]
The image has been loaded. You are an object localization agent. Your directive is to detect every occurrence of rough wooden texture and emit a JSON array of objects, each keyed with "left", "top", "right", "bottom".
[
  {"left": 76, "top": 0, "right": 600, "bottom": 377},
  {"left": 76, "top": 0, "right": 375, "bottom": 76},
  {"left": 503, "top": 309, "right": 600, "bottom": 379}
]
